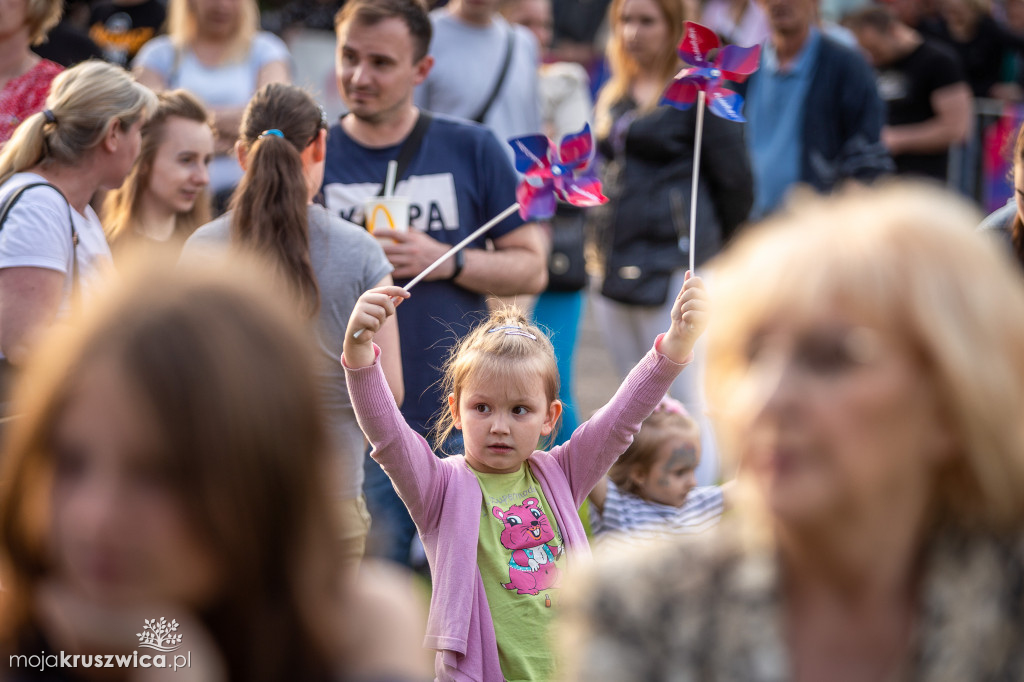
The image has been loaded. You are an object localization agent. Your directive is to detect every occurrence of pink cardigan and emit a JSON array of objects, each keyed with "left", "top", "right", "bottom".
[{"left": 344, "top": 339, "right": 689, "bottom": 681}]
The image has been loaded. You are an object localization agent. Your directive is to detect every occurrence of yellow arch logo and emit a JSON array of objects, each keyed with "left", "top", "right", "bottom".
[{"left": 366, "top": 204, "right": 396, "bottom": 233}]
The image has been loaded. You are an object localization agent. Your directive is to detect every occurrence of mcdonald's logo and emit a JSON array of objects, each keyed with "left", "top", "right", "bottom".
[{"left": 366, "top": 204, "right": 396, "bottom": 233}]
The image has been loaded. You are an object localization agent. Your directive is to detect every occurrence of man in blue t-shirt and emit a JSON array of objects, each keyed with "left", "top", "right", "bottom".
[{"left": 325, "top": 0, "right": 547, "bottom": 566}]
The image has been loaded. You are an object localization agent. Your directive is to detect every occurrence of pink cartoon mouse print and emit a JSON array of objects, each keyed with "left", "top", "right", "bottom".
[{"left": 492, "top": 498, "right": 562, "bottom": 595}]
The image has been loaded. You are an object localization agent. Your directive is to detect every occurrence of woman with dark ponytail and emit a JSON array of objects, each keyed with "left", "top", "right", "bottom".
[{"left": 182, "top": 83, "right": 403, "bottom": 571}]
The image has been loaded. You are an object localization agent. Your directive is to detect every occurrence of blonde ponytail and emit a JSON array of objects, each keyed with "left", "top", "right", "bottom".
[{"left": 0, "top": 61, "right": 157, "bottom": 186}]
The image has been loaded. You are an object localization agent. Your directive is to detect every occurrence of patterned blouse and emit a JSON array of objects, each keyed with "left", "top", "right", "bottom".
[
  {"left": 0, "top": 59, "right": 63, "bottom": 146},
  {"left": 561, "top": 522, "right": 1024, "bottom": 681}
]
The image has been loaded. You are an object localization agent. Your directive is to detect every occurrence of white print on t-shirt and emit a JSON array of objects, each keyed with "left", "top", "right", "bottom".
[
  {"left": 877, "top": 71, "right": 909, "bottom": 103},
  {"left": 487, "top": 485, "right": 540, "bottom": 508},
  {"left": 323, "top": 173, "right": 460, "bottom": 232}
]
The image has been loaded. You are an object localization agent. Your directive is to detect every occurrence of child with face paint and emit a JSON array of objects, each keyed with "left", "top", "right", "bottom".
[{"left": 589, "top": 397, "right": 727, "bottom": 545}]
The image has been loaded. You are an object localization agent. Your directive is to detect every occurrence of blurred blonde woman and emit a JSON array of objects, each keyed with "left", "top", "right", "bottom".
[
  {"left": 103, "top": 89, "right": 214, "bottom": 259},
  {"left": 562, "top": 182, "right": 1024, "bottom": 681},
  {"left": 134, "top": 0, "right": 291, "bottom": 209},
  {"left": 0, "top": 0, "right": 64, "bottom": 145},
  {"left": 0, "top": 60, "right": 155, "bottom": 372}
]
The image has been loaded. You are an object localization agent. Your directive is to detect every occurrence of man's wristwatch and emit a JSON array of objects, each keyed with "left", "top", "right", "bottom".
[{"left": 449, "top": 249, "right": 465, "bottom": 281}]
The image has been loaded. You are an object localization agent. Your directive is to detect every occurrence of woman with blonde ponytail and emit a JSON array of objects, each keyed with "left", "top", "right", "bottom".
[
  {"left": 0, "top": 60, "right": 155, "bottom": 371},
  {"left": 182, "top": 83, "right": 403, "bottom": 571}
]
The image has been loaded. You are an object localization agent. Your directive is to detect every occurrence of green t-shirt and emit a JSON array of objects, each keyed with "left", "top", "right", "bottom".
[{"left": 474, "top": 463, "right": 564, "bottom": 682}]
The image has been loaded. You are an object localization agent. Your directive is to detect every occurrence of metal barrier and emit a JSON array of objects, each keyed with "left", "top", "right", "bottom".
[{"left": 950, "top": 97, "right": 1024, "bottom": 213}]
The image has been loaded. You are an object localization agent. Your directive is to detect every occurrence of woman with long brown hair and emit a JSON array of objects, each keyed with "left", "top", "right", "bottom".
[
  {"left": 102, "top": 89, "right": 214, "bottom": 258},
  {"left": 589, "top": 0, "right": 752, "bottom": 484},
  {"left": 182, "top": 82, "right": 403, "bottom": 572}
]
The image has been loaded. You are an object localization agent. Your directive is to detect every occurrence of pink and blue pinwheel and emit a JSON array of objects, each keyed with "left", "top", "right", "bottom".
[
  {"left": 661, "top": 21, "right": 761, "bottom": 122},
  {"left": 508, "top": 123, "right": 608, "bottom": 220}
]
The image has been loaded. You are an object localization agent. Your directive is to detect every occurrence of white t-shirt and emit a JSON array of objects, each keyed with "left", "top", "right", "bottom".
[{"left": 0, "top": 172, "right": 112, "bottom": 314}]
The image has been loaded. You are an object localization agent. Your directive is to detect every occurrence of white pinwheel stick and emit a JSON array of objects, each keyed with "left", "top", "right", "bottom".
[
  {"left": 689, "top": 89, "right": 706, "bottom": 275},
  {"left": 383, "top": 160, "right": 398, "bottom": 197},
  {"left": 352, "top": 202, "right": 522, "bottom": 338}
]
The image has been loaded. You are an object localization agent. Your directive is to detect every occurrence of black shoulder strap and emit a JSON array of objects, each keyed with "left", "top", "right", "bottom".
[
  {"left": 375, "top": 110, "right": 433, "bottom": 198},
  {"left": 0, "top": 182, "right": 48, "bottom": 228},
  {"left": 0, "top": 181, "right": 80, "bottom": 299},
  {"left": 471, "top": 24, "right": 516, "bottom": 124}
]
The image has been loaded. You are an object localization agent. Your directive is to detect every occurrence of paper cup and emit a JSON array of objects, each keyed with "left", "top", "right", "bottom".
[{"left": 363, "top": 196, "right": 410, "bottom": 233}]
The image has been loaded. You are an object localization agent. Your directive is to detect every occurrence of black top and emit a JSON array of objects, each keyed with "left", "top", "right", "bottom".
[
  {"left": 553, "top": 0, "right": 612, "bottom": 45},
  {"left": 88, "top": 0, "right": 167, "bottom": 67},
  {"left": 876, "top": 38, "right": 966, "bottom": 180},
  {"left": 31, "top": 22, "right": 104, "bottom": 67},
  {"left": 590, "top": 96, "right": 753, "bottom": 306},
  {"left": 261, "top": 0, "right": 343, "bottom": 33},
  {"left": 922, "top": 14, "right": 1024, "bottom": 97}
]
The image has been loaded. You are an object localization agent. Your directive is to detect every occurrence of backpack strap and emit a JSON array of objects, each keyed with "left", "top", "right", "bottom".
[
  {"left": 373, "top": 110, "right": 434, "bottom": 199},
  {"left": 0, "top": 182, "right": 80, "bottom": 301},
  {"left": 471, "top": 24, "right": 516, "bottom": 124}
]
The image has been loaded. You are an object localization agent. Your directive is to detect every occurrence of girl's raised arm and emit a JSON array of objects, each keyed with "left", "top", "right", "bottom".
[
  {"left": 551, "top": 273, "right": 709, "bottom": 503},
  {"left": 343, "top": 285, "right": 451, "bottom": 526},
  {"left": 657, "top": 272, "right": 709, "bottom": 364},
  {"left": 343, "top": 285, "right": 409, "bottom": 369}
]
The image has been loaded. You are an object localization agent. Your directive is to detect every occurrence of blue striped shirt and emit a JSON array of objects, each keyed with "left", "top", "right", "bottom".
[{"left": 592, "top": 481, "right": 725, "bottom": 547}]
